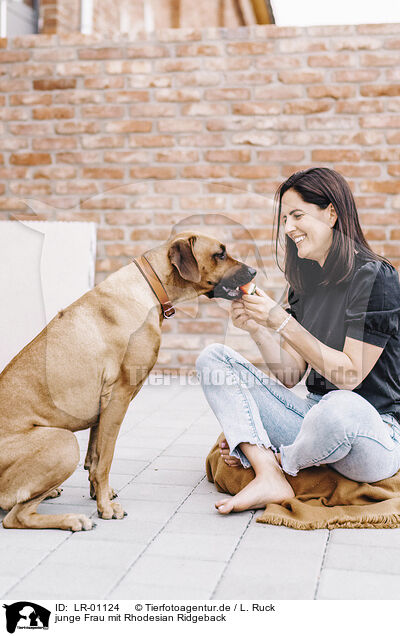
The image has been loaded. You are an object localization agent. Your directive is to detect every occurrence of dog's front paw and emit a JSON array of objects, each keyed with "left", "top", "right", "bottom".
[
  {"left": 97, "top": 501, "right": 127, "bottom": 520},
  {"left": 89, "top": 483, "right": 118, "bottom": 501}
]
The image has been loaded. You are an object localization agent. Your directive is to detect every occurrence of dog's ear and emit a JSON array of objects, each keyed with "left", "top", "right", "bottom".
[{"left": 168, "top": 236, "right": 201, "bottom": 283}]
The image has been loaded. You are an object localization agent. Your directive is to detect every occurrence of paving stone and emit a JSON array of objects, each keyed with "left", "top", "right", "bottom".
[
  {"left": 214, "top": 545, "right": 323, "bottom": 600},
  {"left": 118, "top": 499, "right": 177, "bottom": 523},
  {"left": 317, "top": 568, "right": 400, "bottom": 600},
  {"left": 133, "top": 468, "right": 205, "bottom": 486},
  {"left": 69, "top": 518, "right": 162, "bottom": 544},
  {"left": 165, "top": 511, "right": 252, "bottom": 536},
  {"left": 0, "top": 548, "right": 48, "bottom": 577},
  {"left": 3, "top": 562, "right": 123, "bottom": 600},
  {"left": 145, "top": 531, "right": 240, "bottom": 562},
  {"left": 44, "top": 539, "right": 146, "bottom": 569},
  {"left": 109, "top": 459, "right": 148, "bottom": 476},
  {"left": 0, "top": 575, "right": 21, "bottom": 597},
  {"left": 109, "top": 581, "right": 212, "bottom": 600},
  {"left": 150, "top": 455, "right": 205, "bottom": 471},
  {"left": 0, "top": 528, "right": 67, "bottom": 549},
  {"left": 179, "top": 493, "right": 222, "bottom": 514},
  {"left": 329, "top": 528, "right": 400, "bottom": 547},
  {"left": 325, "top": 542, "right": 400, "bottom": 575},
  {"left": 162, "top": 443, "right": 215, "bottom": 458},
  {"left": 241, "top": 523, "right": 329, "bottom": 553},
  {"left": 114, "top": 554, "right": 226, "bottom": 594},
  {"left": 118, "top": 483, "right": 191, "bottom": 502}
]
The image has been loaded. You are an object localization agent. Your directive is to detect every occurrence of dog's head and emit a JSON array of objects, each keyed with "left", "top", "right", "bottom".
[{"left": 168, "top": 231, "right": 256, "bottom": 300}]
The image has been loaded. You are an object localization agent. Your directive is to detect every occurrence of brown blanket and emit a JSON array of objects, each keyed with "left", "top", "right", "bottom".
[{"left": 206, "top": 434, "right": 400, "bottom": 529}]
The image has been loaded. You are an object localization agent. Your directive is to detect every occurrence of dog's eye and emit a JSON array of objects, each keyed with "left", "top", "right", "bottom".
[{"left": 214, "top": 251, "right": 226, "bottom": 261}]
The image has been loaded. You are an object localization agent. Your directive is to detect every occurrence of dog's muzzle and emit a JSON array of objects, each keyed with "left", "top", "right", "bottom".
[{"left": 205, "top": 265, "right": 257, "bottom": 300}]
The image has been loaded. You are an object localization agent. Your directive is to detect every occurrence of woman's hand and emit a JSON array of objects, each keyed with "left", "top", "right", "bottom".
[
  {"left": 241, "top": 287, "right": 277, "bottom": 328},
  {"left": 219, "top": 437, "right": 241, "bottom": 467},
  {"left": 231, "top": 299, "right": 261, "bottom": 335}
]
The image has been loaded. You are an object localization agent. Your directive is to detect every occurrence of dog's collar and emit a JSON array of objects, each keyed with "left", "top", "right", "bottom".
[{"left": 133, "top": 255, "right": 176, "bottom": 319}]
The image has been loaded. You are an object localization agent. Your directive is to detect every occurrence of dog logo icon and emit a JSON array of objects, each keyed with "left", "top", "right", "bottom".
[{"left": 3, "top": 602, "right": 51, "bottom": 633}]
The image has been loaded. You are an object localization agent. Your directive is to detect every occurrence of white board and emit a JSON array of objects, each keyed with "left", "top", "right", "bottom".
[{"left": 0, "top": 221, "right": 96, "bottom": 372}]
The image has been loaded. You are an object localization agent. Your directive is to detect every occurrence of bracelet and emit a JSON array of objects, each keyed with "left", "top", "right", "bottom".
[{"left": 275, "top": 314, "right": 291, "bottom": 334}]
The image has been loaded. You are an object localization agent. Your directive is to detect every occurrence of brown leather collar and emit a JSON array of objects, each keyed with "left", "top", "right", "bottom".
[{"left": 133, "top": 255, "right": 176, "bottom": 319}]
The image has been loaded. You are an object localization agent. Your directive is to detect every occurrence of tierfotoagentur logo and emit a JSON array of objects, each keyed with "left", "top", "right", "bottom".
[{"left": 3, "top": 602, "right": 51, "bottom": 633}]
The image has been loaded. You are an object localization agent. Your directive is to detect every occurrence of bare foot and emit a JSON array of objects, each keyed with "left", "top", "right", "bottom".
[{"left": 215, "top": 466, "right": 294, "bottom": 514}]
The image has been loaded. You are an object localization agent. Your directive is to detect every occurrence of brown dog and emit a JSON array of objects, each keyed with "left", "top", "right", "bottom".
[{"left": 0, "top": 230, "right": 256, "bottom": 531}]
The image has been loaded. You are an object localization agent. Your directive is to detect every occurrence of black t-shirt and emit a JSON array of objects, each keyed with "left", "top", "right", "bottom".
[{"left": 287, "top": 252, "right": 400, "bottom": 421}]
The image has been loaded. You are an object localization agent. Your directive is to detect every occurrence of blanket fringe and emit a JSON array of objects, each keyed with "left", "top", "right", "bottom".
[{"left": 256, "top": 512, "right": 400, "bottom": 530}]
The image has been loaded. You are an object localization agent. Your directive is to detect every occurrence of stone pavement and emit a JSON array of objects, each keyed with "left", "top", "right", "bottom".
[{"left": 1, "top": 376, "right": 400, "bottom": 601}]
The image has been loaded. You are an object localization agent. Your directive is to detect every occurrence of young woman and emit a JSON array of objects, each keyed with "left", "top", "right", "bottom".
[{"left": 196, "top": 167, "right": 400, "bottom": 514}]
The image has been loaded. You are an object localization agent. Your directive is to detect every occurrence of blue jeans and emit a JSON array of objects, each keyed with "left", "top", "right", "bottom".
[{"left": 195, "top": 343, "right": 400, "bottom": 483}]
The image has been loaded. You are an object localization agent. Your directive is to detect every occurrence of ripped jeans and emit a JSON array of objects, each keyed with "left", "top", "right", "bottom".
[{"left": 195, "top": 343, "right": 400, "bottom": 483}]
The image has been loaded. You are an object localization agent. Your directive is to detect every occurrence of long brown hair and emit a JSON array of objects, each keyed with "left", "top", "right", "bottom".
[{"left": 273, "top": 167, "right": 391, "bottom": 294}]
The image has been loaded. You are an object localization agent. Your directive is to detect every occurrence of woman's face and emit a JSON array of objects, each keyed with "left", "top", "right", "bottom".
[{"left": 281, "top": 188, "right": 337, "bottom": 267}]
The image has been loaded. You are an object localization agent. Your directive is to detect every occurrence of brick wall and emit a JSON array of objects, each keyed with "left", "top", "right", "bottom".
[{"left": 1, "top": 23, "right": 400, "bottom": 370}]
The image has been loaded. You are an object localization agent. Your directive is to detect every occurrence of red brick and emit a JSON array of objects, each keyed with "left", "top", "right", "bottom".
[
  {"left": 84, "top": 77, "right": 125, "bottom": 89},
  {"left": 232, "top": 103, "right": 281, "bottom": 116},
  {"left": 127, "top": 45, "right": 168, "bottom": 58},
  {"left": 361, "top": 53, "right": 400, "bottom": 66},
  {"left": 180, "top": 166, "right": 228, "bottom": 178},
  {"left": 336, "top": 100, "right": 384, "bottom": 114},
  {"left": 0, "top": 108, "right": 28, "bottom": 121},
  {"left": 205, "top": 88, "right": 250, "bottom": 101},
  {"left": 333, "top": 164, "right": 381, "bottom": 177},
  {"left": 180, "top": 134, "right": 224, "bottom": 147},
  {"left": 387, "top": 132, "right": 400, "bottom": 145},
  {"left": 33, "top": 106, "right": 74, "bottom": 120},
  {"left": 307, "top": 85, "right": 356, "bottom": 99},
  {"left": 131, "top": 197, "right": 172, "bottom": 209},
  {"left": 97, "top": 228, "right": 124, "bottom": 241},
  {"left": 254, "top": 86, "right": 303, "bottom": 100},
  {"left": 78, "top": 47, "right": 125, "bottom": 60},
  {"left": 312, "top": 150, "right": 361, "bottom": 162},
  {"left": 129, "top": 167, "right": 177, "bottom": 180},
  {"left": 105, "top": 121, "right": 152, "bottom": 133},
  {"left": 32, "top": 138, "right": 77, "bottom": 150},
  {"left": 33, "top": 166, "right": 76, "bottom": 179},
  {"left": 178, "top": 320, "right": 224, "bottom": 334},
  {"left": 57, "top": 62, "right": 102, "bottom": 76},
  {"left": 104, "top": 91, "right": 149, "bottom": 103},
  {"left": 0, "top": 197, "right": 28, "bottom": 210},
  {"left": 55, "top": 181, "right": 98, "bottom": 195},
  {"left": 360, "top": 84, "right": 400, "bottom": 97},
  {"left": 388, "top": 165, "right": 400, "bottom": 177},
  {"left": 278, "top": 70, "right": 323, "bottom": 84},
  {"left": 105, "top": 211, "right": 153, "bottom": 225},
  {"left": 226, "top": 42, "right": 274, "bottom": 55},
  {"left": 257, "top": 150, "right": 305, "bottom": 162},
  {"left": 360, "top": 115, "right": 400, "bottom": 128},
  {"left": 10, "top": 153, "right": 51, "bottom": 166},
  {"left": 205, "top": 150, "right": 250, "bottom": 162},
  {"left": 81, "top": 197, "right": 126, "bottom": 209},
  {"left": 0, "top": 51, "right": 30, "bottom": 63},
  {"left": 10, "top": 94, "right": 52, "bottom": 106},
  {"left": 158, "top": 119, "right": 202, "bottom": 133},
  {"left": 81, "top": 105, "right": 125, "bottom": 119},
  {"left": 363, "top": 149, "right": 400, "bottom": 161},
  {"left": 155, "top": 89, "right": 201, "bottom": 102},
  {"left": 176, "top": 43, "right": 222, "bottom": 56},
  {"left": 181, "top": 104, "right": 229, "bottom": 116},
  {"left": 130, "top": 228, "right": 170, "bottom": 240},
  {"left": 105, "top": 61, "right": 151, "bottom": 74},
  {"left": 284, "top": 100, "right": 331, "bottom": 115},
  {"left": 255, "top": 55, "right": 301, "bottom": 69},
  {"left": 56, "top": 211, "right": 102, "bottom": 223},
  {"left": 81, "top": 136, "right": 124, "bottom": 149},
  {"left": 53, "top": 91, "right": 103, "bottom": 105},
  {"left": 155, "top": 59, "right": 202, "bottom": 72},
  {"left": 56, "top": 151, "right": 102, "bottom": 164},
  {"left": 129, "top": 135, "right": 174, "bottom": 148},
  {"left": 230, "top": 166, "right": 280, "bottom": 178},
  {"left": 10, "top": 182, "right": 51, "bottom": 195},
  {"left": 82, "top": 167, "right": 124, "bottom": 179},
  {"left": 129, "top": 104, "right": 176, "bottom": 117},
  {"left": 103, "top": 151, "right": 148, "bottom": 163},
  {"left": 308, "top": 54, "right": 355, "bottom": 67},
  {"left": 360, "top": 181, "right": 400, "bottom": 194},
  {"left": 180, "top": 197, "right": 226, "bottom": 210},
  {"left": 0, "top": 79, "right": 30, "bottom": 92},
  {"left": 55, "top": 121, "right": 100, "bottom": 134},
  {"left": 332, "top": 70, "right": 380, "bottom": 82},
  {"left": 33, "top": 78, "right": 77, "bottom": 90},
  {"left": 155, "top": 150, "right": 198, "bottom": 163}
]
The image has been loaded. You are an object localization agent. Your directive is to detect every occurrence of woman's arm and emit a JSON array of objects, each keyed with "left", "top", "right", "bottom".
[
  {"left": 231, "top": 300, "right": 307, "bottom": 388},
  {"left": 251, "top": 325, "right": 307, "bottom": 388},
  {"left": 243, "top": 290, "right": 384, "bottom": 391}
]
